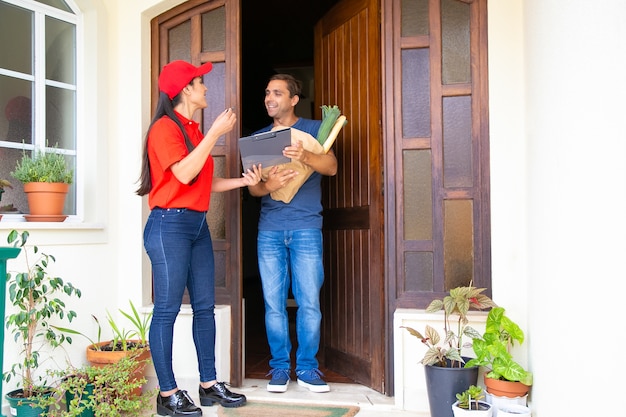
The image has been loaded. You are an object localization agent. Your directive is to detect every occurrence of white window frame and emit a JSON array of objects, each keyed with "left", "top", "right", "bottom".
[{"left": 0, "top": 0, "right": 83, "bottom": 220}]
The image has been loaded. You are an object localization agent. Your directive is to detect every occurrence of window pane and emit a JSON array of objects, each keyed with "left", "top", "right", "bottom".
[
  {"left": 208, "top": 155, "right": 226, "bottom": 240},
  {"left": 1, "top": 80, "right": 33, "bottom": 143},
  {"left": 401, "top": 0, "right": 429, "bottom": 37},
  {"left": 46, "top": 85, "right": 75, "bottom": 150},
  {"left": 169, "top": 20, "right": 191, "bottom": 62},
  {"left": 404, "top": 252, "right": 434, "bottom": 292},
  {"left": 403, "top": 149, "right": 432, "bottom": 240},
  {"left": 443, "top": 96, "right": 472, "bottom": 188},
  {"left": 35, "top": 0, "right": 73, "bottom": 13},
  {"left": 46, "top": 16, "right": 76, "bottom": 85},
  {"left": 444, "top": 199, "right": 474, "bottom": 290},
  {"left": 202, "top": 62, "right": 226, "bottom": 145},
  {"left": 0, "top": 149, "right": 27, "bottom": 213},
  {"left": 402, "top": 48, "right": 431, "bottom": 138},
  {"left": 62, "top": 152, "right": 76, "bottom": 214},
  {"left": 0, "top": 3, "right": 33, "bottom": 74},
  {"left": 441, "top": 0, "right": 470, "bottom": 84},
  {"left": 202, "top": 6, "right": 226, "bottom": 52}
]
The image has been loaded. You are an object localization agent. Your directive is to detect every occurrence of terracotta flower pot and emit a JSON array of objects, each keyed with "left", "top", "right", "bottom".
[
  {"left": 484, "top": 375, "right": 531, "bottom": 398},
  {"left": 86, "top": 341, "right": 151, "bottom": 396},
  {"left": 23, "top": 182, "right": 69, "bottom": 218}
]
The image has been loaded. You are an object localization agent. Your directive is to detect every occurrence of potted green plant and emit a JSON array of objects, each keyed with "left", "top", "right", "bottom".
[
  {"left": 53, "top": 300, "right": 152, "bottom": 395},
  {"left": 452, "top": 385, "right": 493, "bottom": 416},
  {"left": 3, "top": 229, "right": 82, "bottom": 417},
  {"left": 401, "top": 282, "right": 497, "bottom": 417},
  {"left": 10, "top": 148, "right": 73, "bottom": 221},
  {"left": 465, "top": 307, "right": 533, "bottom": 399},
  {"left": 37, "top": 354, "right": 157, "bottom": 417}
]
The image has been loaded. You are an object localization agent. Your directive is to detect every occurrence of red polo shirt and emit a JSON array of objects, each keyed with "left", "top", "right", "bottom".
[{"left": 147, "top": 112, "right": 214, "bottom": 211}]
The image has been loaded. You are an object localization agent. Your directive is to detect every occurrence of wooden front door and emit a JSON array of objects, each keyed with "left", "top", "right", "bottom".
[{"left": 315, "top": 0, "right": 386, "bottom": 394}]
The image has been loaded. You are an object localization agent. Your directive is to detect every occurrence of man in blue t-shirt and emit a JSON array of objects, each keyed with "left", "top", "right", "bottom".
[{"left": 248, "top": 74, "right": 338, "bottom": 393}]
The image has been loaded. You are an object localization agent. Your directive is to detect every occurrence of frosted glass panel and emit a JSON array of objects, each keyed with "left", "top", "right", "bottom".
[
  {"left": 0, "top": 3, "right": 32, "bottom": 74},
  {"left": 208, "top": 155, "right": 226, "bottom": 240},
  {"left": 441, "top": 0, "right": 470, "bottom": 84},
  {"left": 444, "top": 200, "right": 473, "bottom": 289},
  {"left": 46, "top": 16, "right": 76, "bottom": 85},
  {"left": 404, "top": 252, "right": 434, "bottom": 292},
  {"left": 169, "top": 20, "right": 191, "bottom": 63},
  {"left": 402, "top": 49, "right": 431, "bottom": 138},
  {"left": 202, "top": 6, "right": 226, "bottom": 52},
  {"left": 202, "top": 62, "right": 226, "bottom": 144},
  {"left": 443, "top": 96, "right": 472, "bottom": 188},
  {"left": 403, "top": 150, "right": 432, "bottom": 240},
  {"left": 46, "top": 85, "right": 75, "bottom": 150},
  {"left": 214, "top": 250, "right": 226, "bottom": 287},
  {"left": 401, "top": 0, "right": 429, "bottom": 37}
]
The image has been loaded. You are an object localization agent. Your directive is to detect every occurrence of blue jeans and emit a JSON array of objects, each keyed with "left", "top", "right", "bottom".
[
  {"left": 143, "top": 207, "right": 216, "bottom": 392},
  {"left": 257, "top": 229, "right": 324, "bottom": 372}
]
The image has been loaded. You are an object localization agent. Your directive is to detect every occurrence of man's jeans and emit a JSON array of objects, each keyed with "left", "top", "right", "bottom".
[
  {"left": 257, "top": 229, "right": 324, "bottom": 372},
  {"left": 144, "top": 207, "right": 217, "bottom": 391}
]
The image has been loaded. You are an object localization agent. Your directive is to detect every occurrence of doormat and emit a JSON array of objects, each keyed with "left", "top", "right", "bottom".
[{"left": 217, "top": 401, "right": 360, "bottom": 417}]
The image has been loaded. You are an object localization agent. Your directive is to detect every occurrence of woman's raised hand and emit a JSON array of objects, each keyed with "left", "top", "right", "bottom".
[{"left": 207, "top": 107, "right": 237, "bottom": 139}]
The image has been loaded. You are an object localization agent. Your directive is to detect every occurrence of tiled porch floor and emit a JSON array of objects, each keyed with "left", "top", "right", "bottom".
[{"left": 148, "top": 378, "right": 422, "bottom": 416}]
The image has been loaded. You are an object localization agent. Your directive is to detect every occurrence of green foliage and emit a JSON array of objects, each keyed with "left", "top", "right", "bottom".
[
  {"left": 3, "top": 229, "right": 82, "bottom": 398},
  {"left": 11, "top": 148, "right": 73, "bottom": 184},
  {"left": 401, "top": 282, "right": 497, "bottom": 367},
  {"left": 53, "top": 299, "right": 151, "bottom": 351},
  {"left": 455, "top": 385, "right": 486, "bottom": 410},
  {"left": 465, "top": 307, "right": 533, "bottom": 386},
  {"left": 118, "top": 299, "right": 152, "bottom": 346},
  {"left": 38, "top": 353, "right": 157, "bottom": 417}
]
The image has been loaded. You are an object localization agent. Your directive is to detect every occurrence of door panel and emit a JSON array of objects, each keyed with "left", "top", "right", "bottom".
[
  {"left": 151, "top": 0, "right": 243, "bottom": 386},
  {"left": 315, "top": 0, "right": 385, "bottom": 393}
]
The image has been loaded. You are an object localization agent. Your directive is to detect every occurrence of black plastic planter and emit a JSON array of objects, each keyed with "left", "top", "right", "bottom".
[{"left": 424, "top": 360, "right": 479, "bottom": 417}]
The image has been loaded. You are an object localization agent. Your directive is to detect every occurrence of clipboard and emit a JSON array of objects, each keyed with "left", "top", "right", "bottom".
[{"left": 238, "top": 127, "right": 291, "bottom": 171}]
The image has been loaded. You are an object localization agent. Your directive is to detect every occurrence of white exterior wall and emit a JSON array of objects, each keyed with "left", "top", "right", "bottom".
[{"left": 2, "top": 1, "right": 626, "bottom": 416}]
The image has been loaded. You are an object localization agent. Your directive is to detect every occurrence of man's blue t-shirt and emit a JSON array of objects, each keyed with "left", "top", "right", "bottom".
[{"left": 253, "top": 118, "right": 323, "bottom": 231}]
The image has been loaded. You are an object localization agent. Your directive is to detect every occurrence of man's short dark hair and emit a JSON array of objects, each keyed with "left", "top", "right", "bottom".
[{"left": 269, "top": 73, "right": 302, "bottom": 98}]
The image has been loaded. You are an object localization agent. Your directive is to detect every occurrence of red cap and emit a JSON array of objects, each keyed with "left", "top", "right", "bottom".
[{"left": 158, "top": 60, "right": 213, "bottom": 99}]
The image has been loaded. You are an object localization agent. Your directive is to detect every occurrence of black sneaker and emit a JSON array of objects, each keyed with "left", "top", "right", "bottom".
[
  {"left": 156, "top": 390, "right": 202, "bottom": 416},
  {"left": 199, "top": 382, "right": 246, "bottom": 408}
]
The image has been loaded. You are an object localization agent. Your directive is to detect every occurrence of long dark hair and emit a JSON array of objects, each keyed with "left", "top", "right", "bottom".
[{"left": 136, "top": 90, "right": 195, "bottom": 196}]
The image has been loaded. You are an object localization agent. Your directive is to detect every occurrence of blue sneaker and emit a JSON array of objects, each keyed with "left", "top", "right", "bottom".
[
  {"left": 296, "top": 369, "right": 330, "bottom": 393},
  {"left": 266, "top": 368, "right": 290, "bottom": 392}
]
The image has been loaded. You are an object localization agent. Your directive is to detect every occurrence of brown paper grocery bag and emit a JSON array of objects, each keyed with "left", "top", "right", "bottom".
[{"left": 260, "top": 126, "right": 323, "bottom": 204}]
